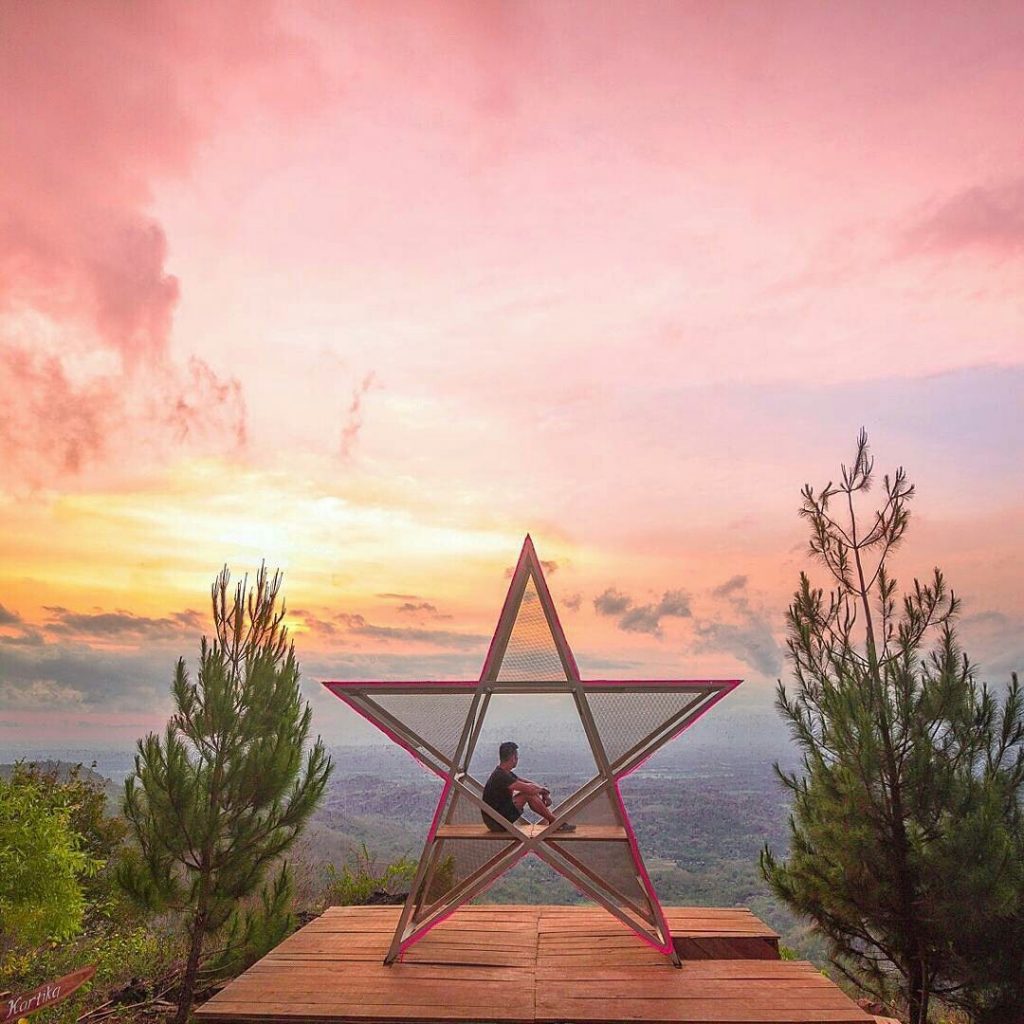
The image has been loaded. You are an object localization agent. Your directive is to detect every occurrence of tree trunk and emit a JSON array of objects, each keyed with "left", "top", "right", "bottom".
[
  {"left": 175, "top": 908, "right": 208, "bottom": 1024},
  {"left": 850, "top": 504, "right": 930, "bottom": 1024}
]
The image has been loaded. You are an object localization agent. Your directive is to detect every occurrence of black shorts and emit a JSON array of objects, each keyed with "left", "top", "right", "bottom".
[{"left": 482, "top": 806, "right": 521, "bottom": 831}]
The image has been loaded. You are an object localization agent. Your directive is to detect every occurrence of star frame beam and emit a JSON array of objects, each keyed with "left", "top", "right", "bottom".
[{"left": 325, "top": 536, "right": 740, "bottom": 966}]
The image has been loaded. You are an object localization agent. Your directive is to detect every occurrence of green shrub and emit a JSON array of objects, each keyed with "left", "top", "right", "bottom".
[
  {"left": 0, "top": 775, "right": 99, "bottom": 947},
  {"left": 324, "top": 844, "right": 416, "bottom": 906},
  {"left": 8, "top": 762, "right": 132, "bottom": 927}
]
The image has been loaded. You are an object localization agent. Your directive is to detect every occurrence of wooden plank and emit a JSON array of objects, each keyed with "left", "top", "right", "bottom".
[
  {"left": 403, "top": 952, "right": 536, "bottom": 967},
  {"left": 535, "top": 981, "right": 848, "bottom": 999},
  {"left": 313, "top": 926, "right": 521, "bottom": 937},
  {"left": 537, "top": 1007, "right": 868, "bottom": 1024},
  {"left": 261, "top": 954, "right": 537, "bottom": 969},
  {"left": 436, "top": 824, "right": 628, "bottom": 841},
  {"left": 535, "top": 964, "right": 825, "bottom": 980},
  {"left": 200, "top": 1003, "right": 536, "bottom": 1019},
  {"left": 536, "top": 904, "right": 780, "bottom": 961},
  {"left": 281, "top": 933, "right": 536, "bottom": 949},
  {"left": 200, "top": 1001, "right": 532, "bottom": 1023},
  {"left": 245, "top": 963, "right": 529, "bottom": 982},
  {"left": 541, "top": 910, "right": 776, "bottom": 937},
  {"left": 674, "top": 936, "right": 780, "bottom": 960},
  {"left": 218, "top": 981, "right": 527, "bottom": 1005},
  {"left": 537, "top": 996, "right": 864, "bottom": 1012}
]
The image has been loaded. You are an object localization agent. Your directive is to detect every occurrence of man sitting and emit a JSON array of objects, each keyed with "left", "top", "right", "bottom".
[{"left": 481, "top": 741, "right": 575, "bottom": 832}]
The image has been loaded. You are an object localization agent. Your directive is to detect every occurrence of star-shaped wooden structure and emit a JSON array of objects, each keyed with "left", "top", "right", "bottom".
[{"left": 325, "top": 537, "right": 740, "bottom": 966}]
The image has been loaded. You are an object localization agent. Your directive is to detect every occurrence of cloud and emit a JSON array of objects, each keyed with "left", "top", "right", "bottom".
[
  {"left": 504, "top": 558, "right": 559, "bottom": 579},
  {"left": 960, "top": 610, "right": 1024, "bottom": 681},
  {"left": 594, "top": 587, "right": 691, "bottom": 637},
  {"left": 397, "top": 602, "right": 438, "bottom": 614},
  {"left": 0, "top": 640, "right": 172, "bottom": 712},
  {"left": 333, "top": 613, "right": 370, "bottom": 631},
  {"left": 901, "top": 178, "right": 1024, "bottom": 256},
  {"left": 563, "top": 593, "right": 582, "bottom": 612},
  {"left": 0, "top": 599, "right": 473, "bottom": 718},
  {"left": 293, "top": 609, "right": 486, "bottom": 652},
  {"left": 0, "top": 603, "right": 22, "bottom": 626},
  {"left": 695, "top": 576, "right": 782, "bottom": 677},
  {"left": 0, "top": 627, "right": 45, "bottom": 648},
  {"left": 340, "top": 372, "right": 377, "bottom": 460},
  {"left": 377, "top": 593, "right": 421, "bottom": 601},
  {"left": 290, "top": 609, "right": 344, "bottom": 640},
  {"left": 0, "top": 631, "right": 487, "bottom": 726},
  {"left": 618, "top": 590, "right": 692, "bottom": 637},
  {"left": 42, "top": 607, "right": 204, "bottom": 642},
  {"left": 712, "top": 575, "right": 748, "bottom": 599},
  {"left": 0, "top": 2, "right": 318, "bottom": 488},
  {"left": 306, "top": 651, "right": 483, "bottom": 687},
  {"left": 1, "top": 345, "right": 248, "bottom": 488},
  {"left": 593, "top": 588, "right": 632, "bottom": 616},
  {"left": 344, "top": 616, "right": 486, "bottom": 652},
  {"left": 655, "top": 590, "right": 691, "bottom": 617},
  {"left": 0, "top": 678, "right": 89, "bottom": 710},
  {"left": 693, "top": 619, "right": 782, "bottom": 677},
  {"left": 617, "top": 606, "right": 660, "bottom": 634},
  {"left": 168, "top": 359, "right": 247, "bottom": 450}
]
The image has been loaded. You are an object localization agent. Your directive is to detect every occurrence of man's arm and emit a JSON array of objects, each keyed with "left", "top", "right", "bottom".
[
  {"left": 510, "top": 779, "right": 549, "bottom": 796},
  {"left": 514, "top": 774, "right": 541, "bottom": 786}
]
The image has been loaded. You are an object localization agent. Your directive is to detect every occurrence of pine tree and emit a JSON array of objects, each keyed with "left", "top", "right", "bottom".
[
  {"left": 119, "top": 565, "right": 333, "bottom": 1024},
  {"left": 760, "top": 431, "right": 1024, "bottom": 1024}
]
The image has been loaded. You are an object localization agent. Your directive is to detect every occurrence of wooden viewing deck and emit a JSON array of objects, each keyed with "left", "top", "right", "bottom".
[{"left": 197, "top": 905, "right": 881, "bottom": 1024}]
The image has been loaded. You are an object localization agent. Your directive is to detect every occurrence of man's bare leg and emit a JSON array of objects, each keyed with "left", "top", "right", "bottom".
[{"left": 514, "top": 791, "right": 556, "bottom": 824}]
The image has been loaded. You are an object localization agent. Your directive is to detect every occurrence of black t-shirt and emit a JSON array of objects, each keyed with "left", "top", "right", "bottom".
[{"left": 482, "top": 765, "right": 518, "bottom": 828}]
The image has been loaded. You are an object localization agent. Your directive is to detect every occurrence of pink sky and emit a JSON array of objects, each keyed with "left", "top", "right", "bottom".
[{"left": 1, "top": 1, "right": 1021, "bottom": 747}]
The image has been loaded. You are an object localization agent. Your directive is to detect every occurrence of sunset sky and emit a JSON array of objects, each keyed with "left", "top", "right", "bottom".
[{"left": 1, "top": 1, "right": 1022, "bottom": 749}]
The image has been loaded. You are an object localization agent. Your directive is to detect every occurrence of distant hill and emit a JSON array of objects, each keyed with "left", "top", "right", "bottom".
[{"left": 0, "top": 759, "right": 121, "bottom": 804}]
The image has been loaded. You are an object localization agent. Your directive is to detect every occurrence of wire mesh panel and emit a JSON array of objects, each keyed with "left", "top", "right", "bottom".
[
  {"left": 447, "top": 786, "right": 493, "bottom": 826},
  {"left": 561, "top": 786, "right": 620, "bottom": 826},
  {"left": 369, "top": 692, "right": 477, "bottom": 766},
  {"left": 550, "top": 839, "right": 654, "bottom": 921},
  {"left": 494, "top": 574, "right": 568, "bottom": 682},
  {"left": 421, "top": 837, "right": 514, "bottom": 905},
  {"left": 586, "top": 690, "right": 706, "bottom": 766}
]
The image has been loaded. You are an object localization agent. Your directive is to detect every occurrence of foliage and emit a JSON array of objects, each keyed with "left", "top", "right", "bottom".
[
  {"left": 0, "top": 923, "right": 180, "bottom": 1024},
  {"left": 0, "top": 762, "right": 176, "bottom": 1023},
  {"left": 119, "top": 564, "right": 333, "bottom": 1024},
  {"left": 205, "top": 864, "right": 296, "bottom": 979},
  {"left": 8, "top": 762, "right": 131, "bottom": 926},
  {"left": 760, "top": 431, "right": 1024, "bottom": 1024},
  {"left": 940, "top": 815, "right": 1024, "bottom": 1024},
  {"left": 0, "top": 773, "right": 100, "bottom": 949},
  {"left": 325, "top": 843, "right": 416, "bottom": 906}
]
